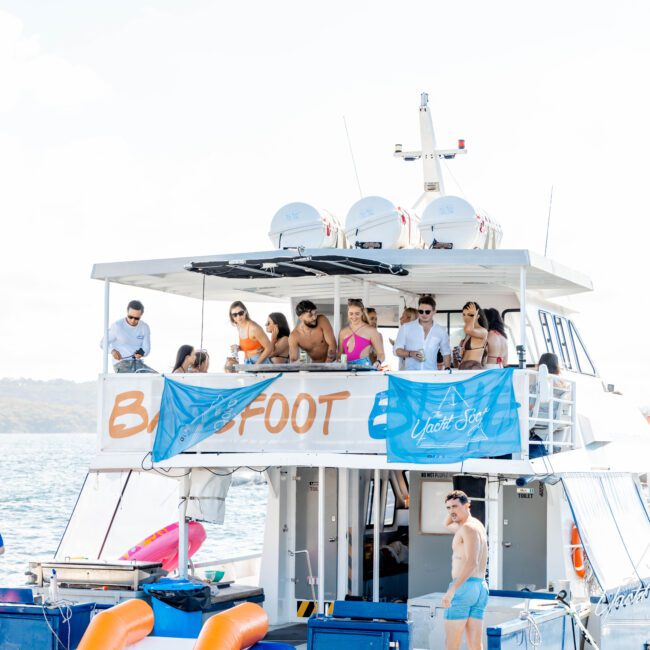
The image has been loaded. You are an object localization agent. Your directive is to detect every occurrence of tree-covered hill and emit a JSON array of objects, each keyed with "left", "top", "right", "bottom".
[{"left": 0, "top": 378, "right": 96, "bottom": 433}]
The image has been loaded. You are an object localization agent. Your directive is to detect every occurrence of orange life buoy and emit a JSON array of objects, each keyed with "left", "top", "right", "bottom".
[{"left": 571, "top": 524, "right": 585, "bottom": 578}]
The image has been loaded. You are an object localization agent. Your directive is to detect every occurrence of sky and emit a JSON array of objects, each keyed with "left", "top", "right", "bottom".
[{"left": 0, "top": 0, "right": 649, "bottom": 408}]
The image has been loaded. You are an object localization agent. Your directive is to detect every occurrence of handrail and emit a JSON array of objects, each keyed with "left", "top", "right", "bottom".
[
  {"left": 526, "top": 369, "right": 577, "bottom": 456},
  {"left": 191, "top": 553, "right": 262, "bottom": 570}
]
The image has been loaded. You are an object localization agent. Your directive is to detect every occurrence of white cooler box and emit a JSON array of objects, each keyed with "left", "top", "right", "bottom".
[{"left": 408, "top": 591, "right": 547, "bottom": 649}]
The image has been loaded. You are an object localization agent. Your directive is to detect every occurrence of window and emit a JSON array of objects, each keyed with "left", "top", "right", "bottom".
[
  {"left": 568, "top": 321, "right": 597, "bottom": 376},
  {"left": 538, "top": 310, "right": 597, "bottom": 377},
  {"left": 552, "top": 316, "right": 575, "bottom": 370},
  {"left": 366, "top": 479, "right": 397, "bottom": 528},
  {"left": 539, "top": 311, "right": 556, "bottom": 355}
]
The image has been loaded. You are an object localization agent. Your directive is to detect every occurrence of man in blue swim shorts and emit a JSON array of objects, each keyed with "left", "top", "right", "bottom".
[{"left": 441, "top": 490, "right": 489, "bottom": 650}]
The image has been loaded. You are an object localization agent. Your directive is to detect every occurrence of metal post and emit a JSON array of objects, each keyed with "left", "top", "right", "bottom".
[
  {"left": 178, "top": 473, "right": 190, "bottom": 579},
  {"left": 318, "top": 466, "right": 326, "bottom": 615},
  {"left": 336, "top": 468, "right": 349, "bottom": 599},
  {"left": 103, "top": 280, "right": 110, "bottom": 374},
  {"left": 372, "top": 468, "right": 381, "bottom": 602},
  {"left": 518, "top": 268, "right": 527, "bottom": 368},
  {"left": 333, "top": 276, "right": 341, "bottom": 336},
  {"left": 363, "top": 278, "right": 370, "bottom": 306}
]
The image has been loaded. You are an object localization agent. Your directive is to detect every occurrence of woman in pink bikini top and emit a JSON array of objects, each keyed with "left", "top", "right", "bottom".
[{"left": 338, "top": 299, "right": 385, "bottom": 368}]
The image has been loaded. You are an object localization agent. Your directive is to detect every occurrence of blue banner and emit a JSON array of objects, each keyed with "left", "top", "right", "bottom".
[
  {"left": 152, "top": 375, "right": 280, "bottom": 462},
  {"left": 369, "top": 369, "right": 521, "bottom": 463}
]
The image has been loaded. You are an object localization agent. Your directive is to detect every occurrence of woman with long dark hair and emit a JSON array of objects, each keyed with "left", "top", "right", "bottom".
[
  {"left": 229, "top": 301, "right": 272, "bottom": 365},
  {"left": 484, "top": 307, "right": 508, "bottom": 368},
  {"left": 265, "top": 312, "right": 291, "bottom": 364},
  {"left": 457, "top": 301, "right": 488, "bottom": 370},
  {"left": 172, "top": 344, "right": 196, "bottom": 373}
]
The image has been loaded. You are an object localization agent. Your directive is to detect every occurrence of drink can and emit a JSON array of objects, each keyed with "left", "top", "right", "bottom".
[
  {"left": 230, "top": 344, "right": 240, "bottom": 356},
  {"left": 419, "top": 348, "right": 426, "bottom": 363},
  {"left": 340, "top": 353, "right": 348, "bottom": 366},
  {"left": 299, "top": 350, "right": 308, "bottom": 364}
]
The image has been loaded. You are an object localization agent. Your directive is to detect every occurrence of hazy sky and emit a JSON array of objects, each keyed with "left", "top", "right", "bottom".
[{"left": 0, "top": 1, "right": 649, "bottom": 407}]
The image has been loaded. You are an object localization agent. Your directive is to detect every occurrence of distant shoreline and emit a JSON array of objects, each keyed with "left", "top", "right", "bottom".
[
  {"left": 0, "top": 378, "right": 96, "bottom": 434},
  {"left": 0, "top": 431, "right": 95, "bottom": 435}
]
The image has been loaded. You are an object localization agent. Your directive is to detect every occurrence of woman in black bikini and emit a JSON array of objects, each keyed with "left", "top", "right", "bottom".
[
  {"left": 458, "top": 301, "right": 488, "bottom": 370},
  {"left": 266, "top": 312, "right": 291, "bottom": 364}
]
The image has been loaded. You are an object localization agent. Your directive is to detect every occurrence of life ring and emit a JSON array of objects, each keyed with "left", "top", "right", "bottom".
[
  {"left": 120, "top": 521, "right": 206, "bottom": 572},
  {"left": 570, "top": 524, "right": 585, "bottom": 578}
]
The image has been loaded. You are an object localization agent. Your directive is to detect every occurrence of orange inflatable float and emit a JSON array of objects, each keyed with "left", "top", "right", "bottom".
[
  {"left": 78, "top": 599, "right": 154, "bottom": 650},
  {"left": 570, "top": 523, "right": 586, "bottom": 578},
  {"left": 194, "top": 602, "right": 269, "bottom": 650}
]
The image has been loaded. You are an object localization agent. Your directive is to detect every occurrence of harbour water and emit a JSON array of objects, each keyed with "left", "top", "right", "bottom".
[{"left": 0, "top": 433, "right": 267, "bottom": 586}]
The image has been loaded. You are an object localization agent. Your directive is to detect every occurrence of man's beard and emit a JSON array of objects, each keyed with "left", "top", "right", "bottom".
[{"left": 305, "top": 320, "right": 318, "bottom": 328}]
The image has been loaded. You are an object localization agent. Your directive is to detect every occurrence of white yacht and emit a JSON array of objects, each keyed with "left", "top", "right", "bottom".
[{"left": 9, "top": 94, "right": 650, "bottom": 650}]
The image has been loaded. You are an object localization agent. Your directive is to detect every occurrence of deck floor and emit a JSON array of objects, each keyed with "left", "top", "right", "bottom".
[{"left": 265, "top": 622, "right": 308, "bottom": 646}]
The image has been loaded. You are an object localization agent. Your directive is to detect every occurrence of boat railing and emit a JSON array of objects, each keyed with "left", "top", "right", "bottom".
[
  {"left": 523, "top": 370, "right": 577, "bottom": 458},
  {"left": 189, "top": 552, "right": 262, "bottom": 584}
]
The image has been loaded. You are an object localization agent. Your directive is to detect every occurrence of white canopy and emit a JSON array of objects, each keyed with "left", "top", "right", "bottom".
[{"left": 91, "top": 248, "right": 593, "bottom": 305}]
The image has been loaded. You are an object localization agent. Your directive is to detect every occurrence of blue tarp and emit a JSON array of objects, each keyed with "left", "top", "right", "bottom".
[
  {"left": 152, "top": 375, "right": 280, "bottom": 462},
  {"left": 369, "top": 369, "right": 521, "bottom": 463}
]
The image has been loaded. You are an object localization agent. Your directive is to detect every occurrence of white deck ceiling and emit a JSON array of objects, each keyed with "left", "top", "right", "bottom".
[{"left": 91, "top": 248, "right": 593, "bottom": 305}]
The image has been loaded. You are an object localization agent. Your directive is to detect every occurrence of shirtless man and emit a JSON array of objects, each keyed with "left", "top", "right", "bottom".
[
  {"left": 442, "top": 490, "right": 489, "bottom": 650},
  {"left": 289, "top": 300, "right": 337, "bottom": 363}
]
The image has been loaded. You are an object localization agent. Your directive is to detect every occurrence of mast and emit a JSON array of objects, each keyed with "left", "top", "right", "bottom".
[{"left": 394, "top": 92, "right": 467, "bottom": 211}]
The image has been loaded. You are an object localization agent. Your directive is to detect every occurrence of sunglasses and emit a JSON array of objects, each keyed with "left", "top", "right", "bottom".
[
  {"left": 126, "top": 314, "right": 141, "bottom": 321},
  {"left": 418, "top": 309, "right": 432, "bottom": 315},
  {"left": 231, "top": 310, "right": 245, "bottom": 317}
]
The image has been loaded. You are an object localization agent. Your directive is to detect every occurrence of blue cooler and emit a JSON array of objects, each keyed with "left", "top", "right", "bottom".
[
  {"left": 144, "top": 579, "right": 211, "bottom": 638},
  {"left": 307, "top": 601, "right": 411, "bottom": 649},
  {"left": 0, "top": 601, "right": 94, "bottom": 649}
]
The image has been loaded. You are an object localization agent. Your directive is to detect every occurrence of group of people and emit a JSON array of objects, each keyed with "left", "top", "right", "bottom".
[
  {"left": 392, "top": 296, "right": 508, "bottom": 372},
  {"left": 227, "top": 299, "right": 385, "bottom": 370},
  {"left": 102, "top": 296, "right": 512, "bottom": 374}
]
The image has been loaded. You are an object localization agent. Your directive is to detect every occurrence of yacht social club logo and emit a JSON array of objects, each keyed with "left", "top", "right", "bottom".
[
  {"left": 369, "top": 369, "right": 521, "bottom": 463},
  {"left": 410, "top": 385, "right": 489, "bottom": 449}
]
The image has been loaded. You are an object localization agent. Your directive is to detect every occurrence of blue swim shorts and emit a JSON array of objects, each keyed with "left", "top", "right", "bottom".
[{"left": 444, "top": 577, "right": 489, "bottom": 620}]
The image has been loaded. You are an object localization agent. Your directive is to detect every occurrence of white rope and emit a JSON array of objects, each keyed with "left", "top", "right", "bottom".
[
  {"left": 556, "top": 593, "right": 600, "bottom": 650},
  {"left": 519, "top": 610, "right": 542, "bottom": 649},
  {"left": 40, "top": 601, "right": 74, "bottom": 650}
]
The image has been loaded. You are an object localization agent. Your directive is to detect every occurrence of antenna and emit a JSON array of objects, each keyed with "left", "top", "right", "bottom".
[
  {"left": 343, "top": 116, "right": 363, "bottom": 199},
  {"left": 544, "top": 185, "right": 554, "bottom": 257}
]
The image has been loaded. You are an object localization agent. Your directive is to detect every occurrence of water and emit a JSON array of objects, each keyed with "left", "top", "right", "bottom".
[{"left": 0, "top": 433, "right": 267, "bottom": 586}]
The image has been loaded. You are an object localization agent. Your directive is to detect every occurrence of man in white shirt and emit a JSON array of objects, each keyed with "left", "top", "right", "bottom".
[
  {"left": 394, "top": 296, "right": 451, "bottom": 371},
  {"left": 101, "top": 300, "right": 155, "bottom": 373}
]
